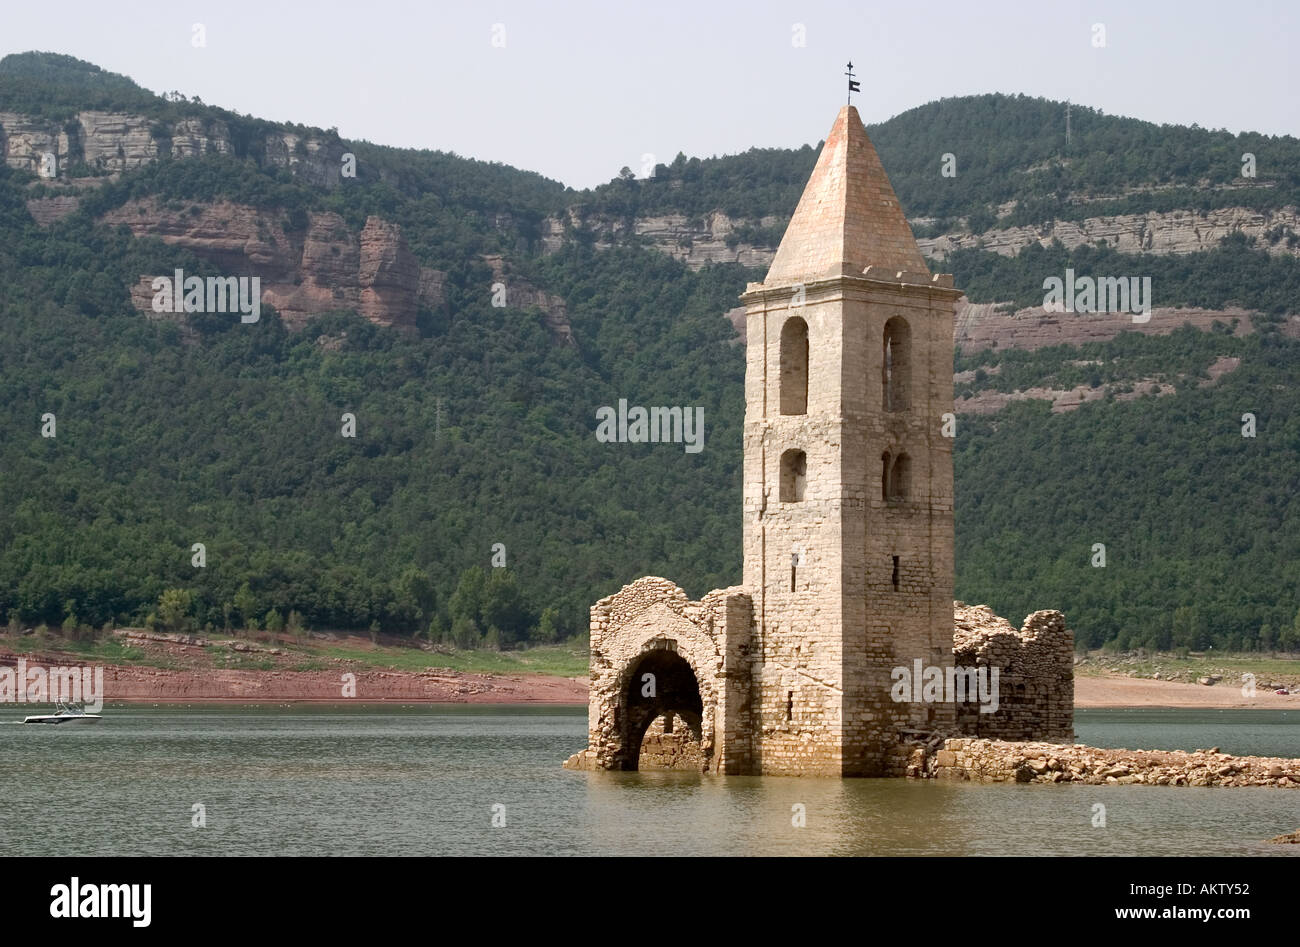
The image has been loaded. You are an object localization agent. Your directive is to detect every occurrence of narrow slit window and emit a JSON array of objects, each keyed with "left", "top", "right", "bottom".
[
  {"left": 892, "top": 556, "right": 900, "bottom": 590},
  {"left": 786, "top": 691, "right": 794, "bottom": 721}
]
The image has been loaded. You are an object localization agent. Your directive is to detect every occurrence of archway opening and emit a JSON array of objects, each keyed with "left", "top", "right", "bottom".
[
  {"left": 883, "top": 316, "right": 911, "bottom": 412},
  {"left": 780, "top": 448, "right": 807, "bottom": 502},
  {"left": 624, "top": 648, "right": 705, "bottom": 772},
  {"left": 889, "top": 452, "right": 911, "bottom": 500},
  {"left": 779, "top": 316, "right": 809, "bottom": 415}
]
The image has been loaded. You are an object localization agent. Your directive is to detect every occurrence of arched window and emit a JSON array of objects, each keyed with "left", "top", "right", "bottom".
[
  {"left": 779, "top": 449, "right": 806, "bottom": 502},
  {"left": 889, "top": 453, "right": 911, "bottom": 501},
  {"left": 881, "top": 451, "right": 892, "bottom": 501},
  {"left": 779, "top": 317, "right": 808, "bottom": 415},
  {"left": 882, "top": 316, "right": 911, "bottom": 412}
]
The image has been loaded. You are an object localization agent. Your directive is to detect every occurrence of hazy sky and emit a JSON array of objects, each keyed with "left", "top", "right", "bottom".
[{"left": 3, "top": 0, "right": 1295, "bottom": 189}]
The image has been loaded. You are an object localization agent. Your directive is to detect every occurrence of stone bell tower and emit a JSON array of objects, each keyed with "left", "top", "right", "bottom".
[{"left": 739, "top": 105, "right": 964, "bottom": 775}]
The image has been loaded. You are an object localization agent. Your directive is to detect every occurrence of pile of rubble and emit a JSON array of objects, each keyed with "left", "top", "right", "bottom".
[{"left": 918, "top": 737, "right": 1300, "bottom": 788}]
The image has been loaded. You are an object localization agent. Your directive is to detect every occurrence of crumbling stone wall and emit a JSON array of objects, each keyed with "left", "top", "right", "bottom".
[
  {"left": 637, "top": 713, "right": 705, "bottom": 770},
  {"left": 952, "top": 603, "right": 1073, "bottom": 742}
]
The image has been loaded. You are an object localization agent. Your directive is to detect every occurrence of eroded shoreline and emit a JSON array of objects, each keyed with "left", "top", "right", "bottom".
[{"left": 3, "top": 651, "right": 1298, "bottom": 708}]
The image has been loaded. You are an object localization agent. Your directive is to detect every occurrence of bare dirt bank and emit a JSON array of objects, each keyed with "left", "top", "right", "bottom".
[
  {"left": 1073, "top": 673, "right": 1296, "bottom": 709},
  {"left": 6, "top": 651, "right": 1293, "bottom": 709},
  {"left": 97, "top": 665, "right": 587, "bottom": 704},
  {"left": 102, "top": 669, "right": 1298, "bottom": 708}
]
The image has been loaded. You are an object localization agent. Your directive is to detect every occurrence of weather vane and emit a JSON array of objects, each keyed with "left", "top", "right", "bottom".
[{"left": 845, "top": 61, "right": 860, "bottom": 105}]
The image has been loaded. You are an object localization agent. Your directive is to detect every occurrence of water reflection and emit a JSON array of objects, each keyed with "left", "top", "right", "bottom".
[{"left": 0, "top": 706, "right": 1295, "bottom": 856}]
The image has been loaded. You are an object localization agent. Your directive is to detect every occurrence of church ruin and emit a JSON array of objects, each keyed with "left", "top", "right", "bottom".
[{"left": 564, "top": 105, "right": 1073, "bottom": 777}]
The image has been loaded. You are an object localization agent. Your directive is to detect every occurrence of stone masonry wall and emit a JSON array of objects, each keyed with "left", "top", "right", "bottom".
[
  {"left": 637, "top": 713, "right": 705, "bottom": 770},
  {"left": 952, "top": 604, "right": 1074, "bottom": 741},
  {"left": 741, "top": 269, "right": 963, "bottom": 775}
]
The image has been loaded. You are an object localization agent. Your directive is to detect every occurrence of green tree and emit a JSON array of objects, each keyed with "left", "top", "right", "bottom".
[
  {"left": 449, "top": 568, "right": 487, "bottom": 628},
  {"left": 450, "top": 616, "right": 480, "bottom": 649},
  {"left": 481, "top": 569, "right": 531, "bottom": 648},
  {"left": 61, "top": 599, "right": 79, "bottom": 636},
  {"left": 233, "top": 583, "right": 258, "bottom": 631},
  {"left": 537, "top": 606, "right": 560, "bottom": 644},
  {"left": 157, "top": 588, "right": 194, "bottom": 632}
]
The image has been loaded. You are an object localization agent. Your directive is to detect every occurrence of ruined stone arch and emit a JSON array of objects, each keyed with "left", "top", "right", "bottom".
[
  {"left": 619, "top": 648, "right": 706, "bottom": 768},
  {"left": 779, "top": 316, "right": 809, "bottom": 415},
  {"left": 576, "top": 579, "right": 732, "bottom": 773},
  {"left": 603, "top": 611, "right": 719, "bottom": 771}
]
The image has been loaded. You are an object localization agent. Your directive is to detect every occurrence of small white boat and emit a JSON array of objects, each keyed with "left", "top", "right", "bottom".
[{"left": 23, "top": 700, "right": 103, "bottom": 725}]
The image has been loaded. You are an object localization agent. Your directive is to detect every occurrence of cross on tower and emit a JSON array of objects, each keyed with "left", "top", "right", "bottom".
[{"left": 845, "top": 62, "right": 860, "bottom": 104}]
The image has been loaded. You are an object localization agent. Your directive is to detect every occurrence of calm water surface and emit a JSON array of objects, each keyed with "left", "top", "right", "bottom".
[{"left": 1, "top": 705, "right": 1296, "bottom": 856}]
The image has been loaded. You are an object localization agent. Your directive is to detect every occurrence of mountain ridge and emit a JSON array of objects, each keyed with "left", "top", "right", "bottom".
[{"left": 0, "top": 51, "right": 1297, "bottom": 653}]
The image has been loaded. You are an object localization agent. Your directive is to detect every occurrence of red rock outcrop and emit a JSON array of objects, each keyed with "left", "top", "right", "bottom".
[
  {"left": 102, "top": 198, "right": 297, "bottom": 277},
  {"left": 954, "top": 299, "right": 1259, "bottom": 352},
  {"left": 102, "top": 200, "right": 436, "bottom": 333},
  {"left": 25, "top": 195, "right": 80, "bottom": 225},
  {"left": 358, "top": 216, "right": 421, "bottom": 330}
]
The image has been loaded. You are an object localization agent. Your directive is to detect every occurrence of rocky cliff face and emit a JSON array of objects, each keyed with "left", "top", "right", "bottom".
[
  {"left": 953, "top": 300, "right": 1264, "bottom": 352},
  {"left": 25, "top": 194, "right": 81, "bottom": 225},
  {"left": 0, "top": 103, "right": 579, "bottom": 338},
  {"left": 0, "top": 111, "right": 73, "bottom": 171},
  {"left": 918, "top": 206, "right": 1300, "bottom": 259},
  {"left": 77, "top": 111, "right": 160, "bottom": 169},
  {"left": 105, "top": 200, "right": 439, "bottom": 332},
  {"left": 539, "top": 200, "right": 1300, "bottom": 283},
  {"left": 262, "top": 131, "right": 345, "bottom": 189},
  {"left": 358, "top": 217, "right": 421, "bottom": 329},
  {"left": 481, "top": 254, "right": 574, "bottom": 345},
  {"left": 542, "top": 207, "right": 781, "bottom": 270},
  {"left": 1, "top": 109, "right": 162, "bottom": 172},
  {"left": 100, "top": 198, "right": 575, "bottom": 339},
  {"left": 167, "top": 117, "right": 233, "bottom": 160},
  {"left": 0, "top": 108, "right": 341, "bottom": 183},
  {"left": 540, "top": 202, "right": 1300, "bottom": 274}
]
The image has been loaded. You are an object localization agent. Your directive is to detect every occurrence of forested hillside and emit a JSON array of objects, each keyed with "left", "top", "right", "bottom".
[{"left": 1, "top": 52, "right": 1297, "bottom": 651}]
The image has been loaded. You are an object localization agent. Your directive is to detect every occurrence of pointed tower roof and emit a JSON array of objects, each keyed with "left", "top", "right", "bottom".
[{"left": 763, "top": 105, "right": 928, "bottom": 286}]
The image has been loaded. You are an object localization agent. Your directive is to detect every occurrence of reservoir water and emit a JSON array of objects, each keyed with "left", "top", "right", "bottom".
[{"left": 2, "top": 705, "right": 1297, "bottom": 856}]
